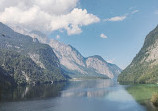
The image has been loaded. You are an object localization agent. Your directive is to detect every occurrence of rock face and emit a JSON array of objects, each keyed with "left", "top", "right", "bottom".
[
  {"left": 118, "top": 25, "right": 158, "bottom": 84},
  {"left": 11, "top": 25, "right": 122, "bottom": 79},
  {"left": 0, "top": 22, "right": 66, "bottom": 86},
  {"left": 48, "top": 40, "right": 122, "bottom": 79},
  {"left": 85, "top": 56, "right": 116, "bottom": 79}
]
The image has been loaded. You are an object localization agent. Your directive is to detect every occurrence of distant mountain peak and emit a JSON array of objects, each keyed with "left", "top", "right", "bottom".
[{"left": 87, "top": 55, "right": 107, "bottom": 63}]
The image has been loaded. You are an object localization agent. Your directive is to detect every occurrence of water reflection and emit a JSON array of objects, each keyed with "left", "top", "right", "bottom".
[
  {"left": 0, "top": 79, "right": 146, "bottom": 111},
  {"left": 58, "top": 79, "right": 145, "bottom": 111},
  {"left": 61, "top": 79, "right": 114, "bottom": 98},
  {"left": 0, "top": 82, "right": 66, "bottom": 102}
]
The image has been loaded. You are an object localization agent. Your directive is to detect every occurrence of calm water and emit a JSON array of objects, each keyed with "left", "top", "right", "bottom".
[{"left": 0, "top": 79, "right": 146, "bottom": 111}]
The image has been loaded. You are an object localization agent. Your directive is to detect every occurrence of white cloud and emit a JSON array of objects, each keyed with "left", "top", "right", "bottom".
[
  {"left": 56, "top": 35, "right": 60, "bottom": 39},
  {"left": 104, "top": 10, "right": 139, "bottom": 22},
  {"left": 0, "top": 0, "right": 78, "bottom": 15},
  {"left": 104, "top": 16, "right": 127, "bottom": 22},
  {"left": 0, "top": 0, "right": 100, "bottom": 35},
  {"left": 131, "top": 10, "right": 139, "bottom": 14},
  {"left": 34, "top": 0, "right": 78, "bottom": 15},
  {"left": 50, "top": 8, "right": 100, "bottom": 35},
  {"left": 100, "top": 33, "right": 107, "bottom": 39}
]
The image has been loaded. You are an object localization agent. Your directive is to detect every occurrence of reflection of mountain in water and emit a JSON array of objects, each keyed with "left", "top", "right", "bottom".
[
  {"left": 0, "top": 80, "right": 146, "bottom": 111},
  {"left": 61, "top": 79, "right": 116, "bottom": 98},
  {"left": 0, "top": 82, "right": 66, "bottom": 102}
]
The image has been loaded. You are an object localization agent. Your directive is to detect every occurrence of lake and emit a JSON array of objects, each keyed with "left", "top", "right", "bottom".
[{"left": 0, "top": 79, "right": 155, "bottom": 111}]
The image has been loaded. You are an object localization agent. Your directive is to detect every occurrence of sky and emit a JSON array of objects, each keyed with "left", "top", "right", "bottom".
[{"left": 0, "top": 0, "right": 158, "bottom": 69}]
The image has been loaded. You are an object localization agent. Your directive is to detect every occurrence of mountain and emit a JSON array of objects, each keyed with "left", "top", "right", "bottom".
[
  {"left": 118, "top": 25, "right": 158, "bottom": 84},
  {"left": 12, "top": 26, "right": 122, "bottom": 79},
  {"left": 85, "top": 55, "right": 121, "bottom": 79},
  {"left": 0, "top": 22, "right": 66, "bottom": 87},
  {"left": 0, "top": 66, "right": 16, "bottom": 89}
]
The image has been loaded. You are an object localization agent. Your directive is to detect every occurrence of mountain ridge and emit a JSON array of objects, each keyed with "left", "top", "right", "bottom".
[
  {"left": 0, "top": 22, "right": 66, "bottom": 87},
  {"left": 11, "top": 25, "right": 122, "bottom": 79}
]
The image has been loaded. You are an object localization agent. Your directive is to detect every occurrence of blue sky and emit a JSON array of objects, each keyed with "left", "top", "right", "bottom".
[{"left": 49, "top": 0, "right": 158, "bottom": 69}]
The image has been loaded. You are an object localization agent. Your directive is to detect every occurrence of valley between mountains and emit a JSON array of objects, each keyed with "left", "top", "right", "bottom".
[{"left": 0, "top": 22, "right": 121, "bottom": 87}]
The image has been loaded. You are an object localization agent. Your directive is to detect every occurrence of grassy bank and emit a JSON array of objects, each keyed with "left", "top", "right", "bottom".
[{"left": 126, "top": 84, "right": 158, "bottom": 111}]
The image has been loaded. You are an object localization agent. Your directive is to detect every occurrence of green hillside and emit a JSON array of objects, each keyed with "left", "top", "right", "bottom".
[
  {"left": 0, "top": 22, "right": 66, "bottom": 87},
  {"left": 118, "top": 25, "right": 158, "bottom": 84}
]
